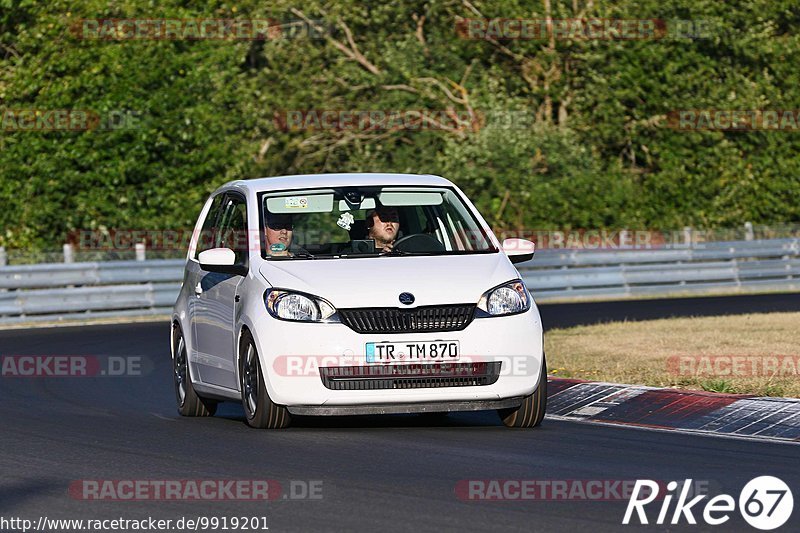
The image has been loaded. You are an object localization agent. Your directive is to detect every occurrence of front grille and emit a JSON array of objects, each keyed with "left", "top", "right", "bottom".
[
  {"left": 338, "top": 304, "right": 476, "bottom": 333},
  {"left": 319, "top": 362, "right": 501, "bottom": 390}
]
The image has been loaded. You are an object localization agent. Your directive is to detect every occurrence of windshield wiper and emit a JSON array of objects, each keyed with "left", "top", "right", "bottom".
[
  {"left": 338, "top": 250, "right": 413, "bottom": 258},
  {"left": 269, "top": 252, "right": 318, "bottom": 259},
  {"left": 339, "top": 253, "right": 379, "bottom": 258},
  {"left": 380, "top": 249, "right": 414, "bottom": 256}
]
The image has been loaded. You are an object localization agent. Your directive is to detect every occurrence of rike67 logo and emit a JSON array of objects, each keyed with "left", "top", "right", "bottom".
[{"left": 624, "top": 476, "right": 793, "bottom": 530}]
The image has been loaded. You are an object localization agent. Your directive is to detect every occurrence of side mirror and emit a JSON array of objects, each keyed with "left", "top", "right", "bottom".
[
  {"left": 501, "top": 238, "right": 535, "bottom": 264},
  {"left": 198, "top": 248, "right": 248, "bottom": 277}
]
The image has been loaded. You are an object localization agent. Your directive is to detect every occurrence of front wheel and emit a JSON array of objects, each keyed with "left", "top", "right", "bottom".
[
  {"left": 498, "top": 354, "right": 547, "bottom": 428},
  {"left": 239, "top": 331, "right": 291, "bottom": 429},
  {"left": 173, "top": 327, "right": 217, "bottom": 417}
]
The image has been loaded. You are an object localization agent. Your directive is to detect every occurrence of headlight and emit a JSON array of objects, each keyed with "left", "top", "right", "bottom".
[
  {"left": 476, "top": 280, "right": 531, "bottom": 317},
  {"left": 265, "top": 289, "right": 338, "bottom": 322}
]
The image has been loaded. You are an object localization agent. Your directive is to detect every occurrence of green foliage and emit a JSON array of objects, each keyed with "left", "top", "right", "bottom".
[
  {"left": 700, "top": 379, "right": 738, "bottom": 394},
  {"left": 1, "top": 0, "right": 799, "bottom": 249}
]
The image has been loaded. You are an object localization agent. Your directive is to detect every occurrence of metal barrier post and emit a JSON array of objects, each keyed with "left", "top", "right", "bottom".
[
  {"left": 135, "top": 242, "right": 146, "bottom": 261},
  {"left": 744, "top": 222, "right": 754, "bottom": 241},
  {"left": 63, "top": 243, "right": 74, "bottom": 263},
  {"left": 0, "top": 246, "right": 6, "bottom": 266}
]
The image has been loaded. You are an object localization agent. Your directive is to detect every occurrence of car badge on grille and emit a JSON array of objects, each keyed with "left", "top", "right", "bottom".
[{"left": 398, "top": 292, "right": 415, "bottom": 305}]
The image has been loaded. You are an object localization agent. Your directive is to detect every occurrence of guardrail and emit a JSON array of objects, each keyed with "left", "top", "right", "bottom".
[
  {"left": 519, "top": 238, "right": 800, "bottom": 300},
  {"left": 0, "top": 260, "right": 184, "bottom": 322},
  {"left": 0, "top": 238, "right": 798, "bottom": 323}
]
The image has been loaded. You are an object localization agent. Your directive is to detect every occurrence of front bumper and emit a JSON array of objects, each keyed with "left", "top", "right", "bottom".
[
  {"left": 287, "top": 397, "right": 524, "bottom": 416},
  {"left": 245, "top": 304, "right": 544, "bottom": 407}
]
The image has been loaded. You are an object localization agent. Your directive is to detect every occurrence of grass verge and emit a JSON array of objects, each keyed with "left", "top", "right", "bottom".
[{"left": 545, "top": 312, "right": 800, "bottom": 397}]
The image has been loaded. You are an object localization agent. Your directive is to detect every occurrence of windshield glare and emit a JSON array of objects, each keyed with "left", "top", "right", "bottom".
[{"left": 260, "top": 186, "right": 497, "bottom": 259}]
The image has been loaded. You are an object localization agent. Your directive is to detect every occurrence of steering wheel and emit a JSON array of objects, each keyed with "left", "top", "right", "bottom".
[{"left": 393, "top": 233, "right": 445, "bottom": 253}]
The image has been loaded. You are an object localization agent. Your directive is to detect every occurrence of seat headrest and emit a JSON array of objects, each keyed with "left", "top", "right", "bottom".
[{"left": 349, "top": 219, "right": 368, "bottom": 240}]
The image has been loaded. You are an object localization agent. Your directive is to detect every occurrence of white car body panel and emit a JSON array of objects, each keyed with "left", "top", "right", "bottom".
[{"left": 259, "top": 253, "right": 517, "bottom": 309}]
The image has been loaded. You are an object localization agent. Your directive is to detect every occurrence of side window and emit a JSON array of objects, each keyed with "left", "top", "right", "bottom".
[
  {"left": 194, "top": 194, "right": 225, "bottom": 259},
  {"left": 216, "top": 195, "right": 249, "bottom": 264}
]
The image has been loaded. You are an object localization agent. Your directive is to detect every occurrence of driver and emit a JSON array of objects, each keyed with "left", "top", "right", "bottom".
[
  {"left": 265, "top": 213, "right": 294, "bottom": 256},
  {"left": 365, "top": 206, "right": 399, "bottom": 252}
]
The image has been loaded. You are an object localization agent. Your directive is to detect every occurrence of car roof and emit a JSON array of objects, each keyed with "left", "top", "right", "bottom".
[{"left": 218, "top": 173, "right": 455, "bottom": 196}]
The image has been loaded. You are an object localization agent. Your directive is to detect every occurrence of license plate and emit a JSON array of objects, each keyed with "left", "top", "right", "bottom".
[{"left": 365, "top": 341, "right": 460, "bottom": 363}]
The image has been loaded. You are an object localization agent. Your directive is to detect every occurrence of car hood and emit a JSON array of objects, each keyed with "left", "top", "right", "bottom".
[{"left": 258, "top": 253, "right": 519, "bottom": 308}]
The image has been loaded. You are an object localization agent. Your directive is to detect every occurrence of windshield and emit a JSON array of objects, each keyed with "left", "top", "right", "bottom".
[{"left": 258, "top": 186, "right": 497, "bottom": 259}]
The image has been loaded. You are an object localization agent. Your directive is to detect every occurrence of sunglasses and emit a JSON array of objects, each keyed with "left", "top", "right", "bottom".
[{"left": 267, "top": 220, "right": 293, "bottom": 230}]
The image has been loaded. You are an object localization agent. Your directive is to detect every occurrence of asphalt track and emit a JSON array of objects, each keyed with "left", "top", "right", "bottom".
[
  {"left": 539, "top": 291, "right": 800, "bottom": 329},
  {"left": 1, "top": 293, "right": 799, "bottom": 532}
]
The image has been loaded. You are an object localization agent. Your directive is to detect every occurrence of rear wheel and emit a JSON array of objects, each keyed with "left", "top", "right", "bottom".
[
  {"left": 499, "top": 354, "right": 547, "bottom": 428},
  {"left": 239, "top": 331, "right": 291, "bottom": 429},
  {"left": 173, "top": 326, "right": 217, "bottom": 417}
]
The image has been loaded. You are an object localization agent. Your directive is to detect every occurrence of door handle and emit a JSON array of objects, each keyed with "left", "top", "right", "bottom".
[{"left": 194, "top": 282, "right": 203, "bottom": 296}]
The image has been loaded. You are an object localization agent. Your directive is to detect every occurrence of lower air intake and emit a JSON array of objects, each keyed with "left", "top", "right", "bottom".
[{"left": 319, "top": 362, "right": 502, "bottom": 390}]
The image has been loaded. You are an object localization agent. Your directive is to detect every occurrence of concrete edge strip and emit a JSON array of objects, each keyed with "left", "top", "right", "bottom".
[
  {"left": 546, "top": 377, "right": 800, "bottom": 443},
  {"left": 0, "top": 313, "right": 171, "bottom": 330}
]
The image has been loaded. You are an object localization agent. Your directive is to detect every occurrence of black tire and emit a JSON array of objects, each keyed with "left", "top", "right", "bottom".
[
  {"left": 498, "top": 354, "right": 547, "bottom": 428},
  {"left": 173, "top": 325, "right": 217, "bottom": 417},
  {"left": 239, "top": 331, "right": 291, "bottom": 429}
]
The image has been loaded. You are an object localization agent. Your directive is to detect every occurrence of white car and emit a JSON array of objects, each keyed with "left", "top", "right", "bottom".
[{"left": 171, "top": 173, "right": 545, "bottom": 429}]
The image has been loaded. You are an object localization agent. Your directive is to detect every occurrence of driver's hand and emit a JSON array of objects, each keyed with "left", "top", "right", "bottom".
[{"left": 381, "top": 242, "right": 394, "bottom": 253}]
